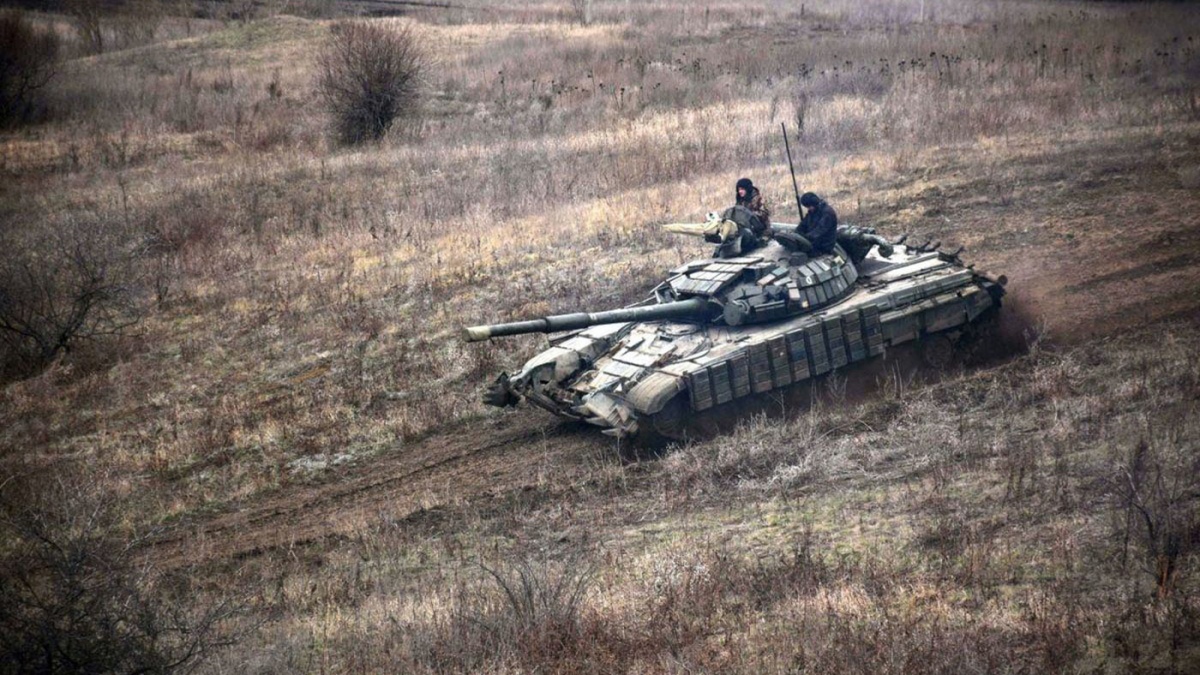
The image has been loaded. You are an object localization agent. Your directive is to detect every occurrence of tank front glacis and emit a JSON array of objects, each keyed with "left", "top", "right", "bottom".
[{"left": 473, "top": 237, "right": 1004, "bottom": 439}]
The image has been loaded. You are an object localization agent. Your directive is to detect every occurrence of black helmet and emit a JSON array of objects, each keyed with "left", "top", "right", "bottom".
[{"left": 800, "top": 192, "right": 821, "bottom": 208}]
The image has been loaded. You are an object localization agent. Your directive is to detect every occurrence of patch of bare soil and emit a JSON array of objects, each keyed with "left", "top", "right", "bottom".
[{"left": 959, "top": 135, "right": 1200, "bottom": 342}]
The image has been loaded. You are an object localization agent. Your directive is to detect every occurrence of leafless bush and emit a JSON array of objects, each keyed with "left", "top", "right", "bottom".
[
  {"left": 64, "top": 0, "right": 162, "bottom": 56},
  {"left": 415, "top": 552, "right": 597, "bottom": 672},
  {"left": 316, "top": 22, "right": 426, "bottom": 146},
  {"left": 480, "top": 554, "right": 594, "bottom": 635},
  {"left": 0, "top": 470, "right": 242, "bottom": 674},
  {"left": 109, "top": 0, "right": 163, "bottom": 51},
  {"left": 65, "top": 0, "right": 105, "bottom": 55},
  {"left": 0, "top": 10, "right": 60, "bottom": 127},
  {"left": 1096, "top": 418, "right": 1200, "bottom": 671},
  {"left": 0, "top": 218, "right": 142, "bottom": 380},
  {"left": 1107, "top": 429, "right": 1200, "bottom": 598},
  {"left": 570, "top": 0, "right": 593, "bottom": 25},
  {"left": 793, "top": 91, "right": 810, "bottom": 137}
]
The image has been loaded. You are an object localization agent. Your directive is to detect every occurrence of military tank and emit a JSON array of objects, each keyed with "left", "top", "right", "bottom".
[{"left": 463, "top": 212, "right": 1006, "bottom": 439}]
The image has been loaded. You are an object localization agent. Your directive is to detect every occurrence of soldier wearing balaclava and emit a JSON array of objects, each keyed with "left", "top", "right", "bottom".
[{"left": 734, "top": 177, "right": 771, "bottom": 234}]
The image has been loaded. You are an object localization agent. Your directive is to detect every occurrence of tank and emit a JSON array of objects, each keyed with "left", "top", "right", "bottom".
[{"left": 463, "top": 218, "right": 1006, "bottom": 439}]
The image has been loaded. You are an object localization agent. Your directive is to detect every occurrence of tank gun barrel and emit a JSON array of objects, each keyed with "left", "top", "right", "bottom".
[{"left": 462, "top": 297, "right": 710, "bottom": 342}]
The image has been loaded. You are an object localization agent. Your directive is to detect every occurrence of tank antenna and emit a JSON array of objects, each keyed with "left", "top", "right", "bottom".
[{"left": 781, "top": 122, "right": 804, "bottom": 222}]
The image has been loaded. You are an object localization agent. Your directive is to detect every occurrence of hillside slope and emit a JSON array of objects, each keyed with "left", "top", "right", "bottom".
[{"left": 1, "top": 2, "right": 1199, "bottom": 673}]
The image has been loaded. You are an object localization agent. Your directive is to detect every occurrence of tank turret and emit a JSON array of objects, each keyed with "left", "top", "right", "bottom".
[{"left": 466, "top": 238, "right": 860, "bottom": 343}]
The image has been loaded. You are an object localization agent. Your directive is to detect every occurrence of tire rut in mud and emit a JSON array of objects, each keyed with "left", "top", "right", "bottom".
[{"left": 145, "top": 414, "right": 607, "bottom": 567}]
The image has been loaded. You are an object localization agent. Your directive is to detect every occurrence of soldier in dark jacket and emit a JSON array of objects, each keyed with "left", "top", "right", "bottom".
[
  {"left": 734, "top": 177, "right": 771, "bottom": 236},
  {"left": 797, "top": 192, "right": 837, "bottom": 255}
]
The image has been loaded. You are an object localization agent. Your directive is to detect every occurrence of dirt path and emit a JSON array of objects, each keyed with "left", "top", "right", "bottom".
[
  {"left": 146, "top": 130, "right": 1200, "bottom": 569},
  {"left": 150, "top": 410, "right": 614, "bottom": 568}
]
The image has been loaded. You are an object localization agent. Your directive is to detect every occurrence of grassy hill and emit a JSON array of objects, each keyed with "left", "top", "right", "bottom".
[{"left": 1, "top": 1, "right": 1198, "bottom": 672}]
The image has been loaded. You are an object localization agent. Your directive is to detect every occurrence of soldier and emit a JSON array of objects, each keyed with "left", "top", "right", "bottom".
[
  {"left": 798, "top": 192, "right": 837, "bottom": 255},
  {"left": 734, "top": 177, "right": 771, "bottom": 235}
]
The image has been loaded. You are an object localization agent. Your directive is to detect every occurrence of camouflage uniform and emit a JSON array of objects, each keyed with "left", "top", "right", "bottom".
[
  {"left": 743, "top": 191, "right": 771, "bottom": 231},
  {"left": 735, "top": 178, "right": 771, "bottom": 236}
]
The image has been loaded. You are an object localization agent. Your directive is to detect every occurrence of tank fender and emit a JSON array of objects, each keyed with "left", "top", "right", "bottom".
[
  {"left": 576, "top": 392, "right": 638, "bottom": 437},
  {"left": 626, "top": 371, "right": 686, "bottom": 415},
  {"left": 518, "top": 346, "right": 582, "bottom": 383},
  {"left": 963, "top": 285, "right": 996, "bottom": 321}
]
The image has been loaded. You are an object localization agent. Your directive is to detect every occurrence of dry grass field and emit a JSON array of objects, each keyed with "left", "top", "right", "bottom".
[{"left": 1, "top": 0, "right": 1199, "bottom": 672}]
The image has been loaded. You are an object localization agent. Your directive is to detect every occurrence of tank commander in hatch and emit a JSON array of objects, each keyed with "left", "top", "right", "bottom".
[
  {"left": 797, "top": 191, "right": 837, "bottom": 256},
  {"left": 734, "top": 177, "right": 771, "bottom": 235}
]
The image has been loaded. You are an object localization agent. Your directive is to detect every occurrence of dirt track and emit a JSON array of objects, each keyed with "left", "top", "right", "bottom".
[
  {"left": 147, "top": 130, "right": 1200, "bottom": 570},
  {"left": 150, "top": 410, "right": 614, "bottom": 568}
]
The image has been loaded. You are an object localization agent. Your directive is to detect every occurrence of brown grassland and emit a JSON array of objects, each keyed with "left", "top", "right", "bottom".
[{"left": 2, "top": 0, "right": 1200, "bottom": 672}]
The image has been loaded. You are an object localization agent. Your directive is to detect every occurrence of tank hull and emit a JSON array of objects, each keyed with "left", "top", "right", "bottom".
[{"left": 492, "top": 243, "right": 1003, "bottom": 438}]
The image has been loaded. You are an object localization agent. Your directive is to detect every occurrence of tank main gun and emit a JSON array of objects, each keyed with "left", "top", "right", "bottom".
[{"left": 462, "top": 297, "right": 711, "bottom": 342}]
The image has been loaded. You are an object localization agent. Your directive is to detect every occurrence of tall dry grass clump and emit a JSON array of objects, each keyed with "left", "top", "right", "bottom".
[{"left": 316, "top": 21, "right": 426, "bottom": 145}]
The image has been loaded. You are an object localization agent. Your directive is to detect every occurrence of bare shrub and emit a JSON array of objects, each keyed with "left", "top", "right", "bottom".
[
  {"left": 1097, "top": 417, "right": 1200, "bottom": 671},
  {"left": 1106, "top": 428, "right": 1200, "bottom": 598},
  {"left": 570, "top": 0, "right": 593, "bottom": 25},
  {"left": 0, "top": 469, "right": 243, "bottom": 674},
  {"left": 63, "top": 0, "right": 161, "bottom": 56},
  {"left": 0, "top": 217, "right": 142, "bottom": 380},
  {"left": 65, "top": 0, "right": 105, "bottom": 55},
  {"left": 479, "top": 554, "right": 593, "bottom": 635},
  {"left": 0, "top": 10, "right": 60, "bottom": 127},
  {"left": 415, "top": 552, "right": 597, "bottom": 671},
  {"left": 316, "top": 21, "right": 426, "bottom": 146},
  {"left": 793, "top": 91, "right": 809, "bottom": 137}
]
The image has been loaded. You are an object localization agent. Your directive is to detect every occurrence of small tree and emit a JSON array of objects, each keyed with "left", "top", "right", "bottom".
[
  {"left": 0, "top": 10, "right": 60, "bottom": 127},
  {"left": 0, "top": 218, "right": 141, "bottom": 380},
  {"left": 316, "top": 21, "right": 426, "bottom": 146}
]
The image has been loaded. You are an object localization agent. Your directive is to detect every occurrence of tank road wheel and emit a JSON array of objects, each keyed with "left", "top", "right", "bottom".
[
  {"left": 919, "top": 333, "right": 956, "bottom": 371},
  {"left": 646, "top": 393, "right": 690, "bottom": 443},
  {"left": 619, "top": 396, "right": 688, "bottom": 460},
  {"left": 955, "top": 307, "right": 1004, "bottom": 365},
  {"left": 640, "top": 390, "right": 731, "bottom": 451}
]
